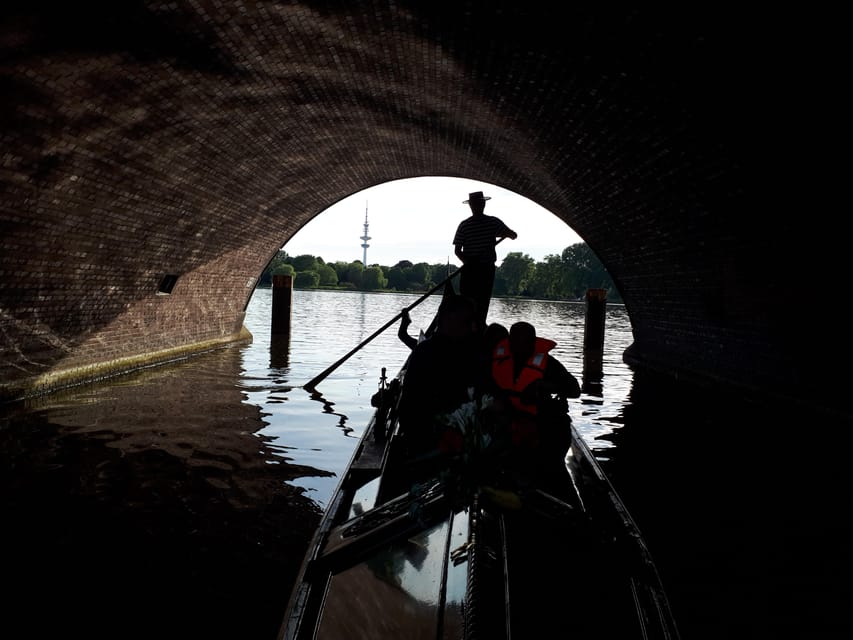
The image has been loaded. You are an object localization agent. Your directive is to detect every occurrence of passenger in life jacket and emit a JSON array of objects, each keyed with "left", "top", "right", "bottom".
[{"left": 490, "top": 321, "right": 581, "bottom": 449}]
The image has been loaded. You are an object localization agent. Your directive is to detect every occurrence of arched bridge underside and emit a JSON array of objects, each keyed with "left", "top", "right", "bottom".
[{"left": 0, "top": 4, "right": 836, "bottom": 413}]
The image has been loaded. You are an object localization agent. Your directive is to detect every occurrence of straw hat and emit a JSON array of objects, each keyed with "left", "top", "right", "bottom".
[{"left": 463, "top": 191, "right": 491, "bottom": 204}]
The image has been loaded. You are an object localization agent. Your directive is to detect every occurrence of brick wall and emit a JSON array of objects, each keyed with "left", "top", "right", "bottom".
[{"left": 0, "top": 4, "right": 833, "bottom": 411}]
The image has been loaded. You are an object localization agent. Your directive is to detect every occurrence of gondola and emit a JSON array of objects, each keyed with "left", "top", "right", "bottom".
[{"left": 278, "top": 281, "right": 680, "bottom": 640}]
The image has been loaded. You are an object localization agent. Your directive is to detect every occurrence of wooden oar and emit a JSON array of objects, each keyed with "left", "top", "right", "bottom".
[{"left": 302, "top": 268, "right": 462, "bottom": 391}]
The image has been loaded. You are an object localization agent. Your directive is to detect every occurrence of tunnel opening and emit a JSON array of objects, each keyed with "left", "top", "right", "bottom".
[{"left": 257, "top": 176, "right": 622, "bottom": 305}]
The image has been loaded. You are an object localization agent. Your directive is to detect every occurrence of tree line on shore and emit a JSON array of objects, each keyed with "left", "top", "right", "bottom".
[{"left": 259, "top": 242, "right": 622, "bottom": 303}]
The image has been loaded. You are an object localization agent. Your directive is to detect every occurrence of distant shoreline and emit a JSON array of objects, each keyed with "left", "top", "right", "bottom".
[{"left": 255, "top": 284, "right": 624, "bottom": 306}]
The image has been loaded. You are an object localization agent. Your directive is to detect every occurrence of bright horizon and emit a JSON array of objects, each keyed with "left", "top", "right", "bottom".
[{"left": 282, "top": 177, "right": 583, "bottom": 267}]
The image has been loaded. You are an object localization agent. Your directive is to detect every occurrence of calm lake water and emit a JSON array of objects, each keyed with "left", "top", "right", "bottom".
[
  {"left": 242, "top": 288, "right": 634, "bottom": 508},
  {"left": 1, "top": 288, "right": 848, "bottom": 639}
]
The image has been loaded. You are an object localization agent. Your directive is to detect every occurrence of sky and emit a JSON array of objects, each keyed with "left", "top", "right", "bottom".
[{"left": 282, "top": 176, "right": 583, "bottom": 267}]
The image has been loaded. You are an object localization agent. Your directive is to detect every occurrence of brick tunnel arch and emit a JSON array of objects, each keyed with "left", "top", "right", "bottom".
[{"left": 0, "top": 4, "right": 836, "bottom": 414}]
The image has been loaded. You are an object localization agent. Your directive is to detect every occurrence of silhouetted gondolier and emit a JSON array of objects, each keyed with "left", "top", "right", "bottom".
[{"left": 453, "top": 191, "right": 517, "bottom": 331}]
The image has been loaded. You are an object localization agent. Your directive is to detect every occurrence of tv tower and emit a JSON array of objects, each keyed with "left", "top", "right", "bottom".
[{"left": 360, "top": 201, "right": 371, "bottom": 265}]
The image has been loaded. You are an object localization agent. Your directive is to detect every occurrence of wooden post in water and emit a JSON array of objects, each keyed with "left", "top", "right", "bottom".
[
  {"left": 583, "top": 288, "right": 607, "bottom": 391},
  {"left": 271, "top": 274, "right": 293, "bottom": 335}
]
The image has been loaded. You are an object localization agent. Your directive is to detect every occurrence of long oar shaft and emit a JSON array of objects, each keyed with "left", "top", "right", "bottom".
[{"left": 302, "top": 268, "right": 461, "bottom": 390}]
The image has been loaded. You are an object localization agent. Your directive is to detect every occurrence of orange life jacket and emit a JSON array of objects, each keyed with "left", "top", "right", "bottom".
[{"left": 491, "top": 336, "right": 557, "bottom": 416}]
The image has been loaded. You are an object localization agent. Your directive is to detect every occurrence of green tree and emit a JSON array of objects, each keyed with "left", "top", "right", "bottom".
[
  {"left": 316, "top": 263, "right": 338, "bottom": 286},
  {"left": 330, "top": 261, "right": 348, "bottom": 282},
  {"left": 558, "top": 243, "right": 622, "bottom": 301},
  {"left": 258, "top": 242, "right": 621, "bottom": 302},
  {"left": 386, "top": 265, "right": 408, "bottom": 291},
  {"left": 498, "top": 252, "right": 535, "bottom": 296},
  {"left": 268, "top": 250, "right": 288, "bottom": 269},
  {"left": 560, "top": 243, "right": 591, "bottom": 298},
  {"left": 342, "top": 261, "right": 364, "bottom": 288},
  {"left": 362, "top": 266, "right": 388, "bottom": 290},
  {"left": 258, "top": 250, "right": 292, "bottom": 286},
  {"left": 272, "top": 262, "right": 296, "bottom": 277},
  {"left": 406, "top": 262, "right": 431, "bottom": 289},
  {"left": 294, "top": 270, "right": 320, "bottom": 288},
  {"left": 429, "top": 262, "right": 455, "bottom": 280},
  {"left": 528, "top": 254, "right": 563, "bottom": 299},
  {"left": 291, "top": 254, "right": 319, "bottom": 272}
]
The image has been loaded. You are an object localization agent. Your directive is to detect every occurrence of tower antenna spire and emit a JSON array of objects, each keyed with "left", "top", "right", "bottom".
[{"left": 360, "top": 201, "right": 371, "bottom": 265}]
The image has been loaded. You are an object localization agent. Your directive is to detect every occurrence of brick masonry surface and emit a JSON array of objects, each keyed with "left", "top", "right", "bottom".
[{"left": 0, "top": 4, "right": 840, "bottom": 413}]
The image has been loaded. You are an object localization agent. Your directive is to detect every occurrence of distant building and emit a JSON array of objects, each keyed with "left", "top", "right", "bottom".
[{"left": 360, "top": 202, "right": 371, "bottom": 264}]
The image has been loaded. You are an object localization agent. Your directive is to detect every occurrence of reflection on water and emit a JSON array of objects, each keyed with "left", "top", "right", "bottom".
[
  {"left": 0, "top": 346, "right": 326, "bottom": 640},
  {"left": 3, "top": 288, "right": 843, "bottom": 639},
  {"left": 307, "top": 388, "right": 354, "bottom": 437},
  {"left": 0, "top": 289, "right": 633, "bottom": 640},
  {"left": 269, "top": 333, "right": 292, "bottom": 372}
]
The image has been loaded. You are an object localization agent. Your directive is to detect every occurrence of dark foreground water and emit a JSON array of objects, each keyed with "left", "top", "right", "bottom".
[{"left": 1, "top": 289, "right": 851, "bottom": 639}]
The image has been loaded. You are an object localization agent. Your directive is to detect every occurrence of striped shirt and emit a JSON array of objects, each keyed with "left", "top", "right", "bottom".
[{"left": 453, "top": 214, "right": 513, "bottom": 263}]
